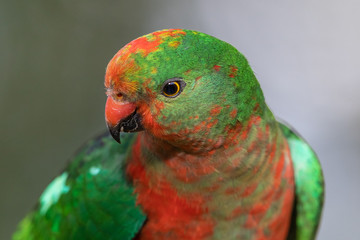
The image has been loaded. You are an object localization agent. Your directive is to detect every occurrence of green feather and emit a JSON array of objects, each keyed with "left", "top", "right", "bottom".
[
  {"left": 279, "top": 123, "right": 324, "bottom": 240},
  {"left": 13, "top": 133, "right": 146, "bottom": 240}
]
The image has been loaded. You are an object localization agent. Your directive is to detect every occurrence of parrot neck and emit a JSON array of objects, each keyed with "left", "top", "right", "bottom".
[{"left": 126, "top": 112, "right": 294, "bottom": 240}]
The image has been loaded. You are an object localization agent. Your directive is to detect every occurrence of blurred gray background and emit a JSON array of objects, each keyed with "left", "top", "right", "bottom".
[{"left": 1, "top": 0, "right": 359, "bottom": 239}]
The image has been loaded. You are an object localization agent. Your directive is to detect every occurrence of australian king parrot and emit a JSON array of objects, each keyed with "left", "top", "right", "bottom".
[{"left": 13, "top": 29, "right": 324, "bottom": 240}]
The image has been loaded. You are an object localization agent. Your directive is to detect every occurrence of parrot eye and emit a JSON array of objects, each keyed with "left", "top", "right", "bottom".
[
  {"left": 161, "top": 78, "right": 186, "bottom": 98},
  {"left": 163, "top": 82, "right": 180, "bottom": 97}
]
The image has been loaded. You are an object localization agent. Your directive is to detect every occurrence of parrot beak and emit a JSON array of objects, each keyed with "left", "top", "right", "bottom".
[{"left": 105, "top": 96, "right": 144, "bottom": 143}]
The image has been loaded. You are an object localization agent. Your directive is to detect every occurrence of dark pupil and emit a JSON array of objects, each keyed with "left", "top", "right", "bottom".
[{"left": 164, "top": 82, "right": 178, "bottom": 95}]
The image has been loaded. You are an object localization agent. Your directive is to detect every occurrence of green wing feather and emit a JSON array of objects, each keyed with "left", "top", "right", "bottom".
[
  {"left": 13, "top": 132, "right": 146, "bottom": 240},
  {"left": 279, "top": 123, "right": 324, "bottom": 240}
]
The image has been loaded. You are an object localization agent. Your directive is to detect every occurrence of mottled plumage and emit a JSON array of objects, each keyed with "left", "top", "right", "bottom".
[{"left": 14, "top": 29, "right": 324, "bottom": 240}]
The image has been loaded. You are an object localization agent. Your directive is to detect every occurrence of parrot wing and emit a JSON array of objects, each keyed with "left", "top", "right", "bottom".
[
  {"left": 13, "top": 132, "right": 146, "bottom": 240},
  {"left": 279, "top": 122, "right": 324, "bottom": 240}
]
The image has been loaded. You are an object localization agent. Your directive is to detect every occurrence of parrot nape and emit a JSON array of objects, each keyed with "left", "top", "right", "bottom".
[{"left": 13, "top": 29, "right": 324, "bottom": 240}]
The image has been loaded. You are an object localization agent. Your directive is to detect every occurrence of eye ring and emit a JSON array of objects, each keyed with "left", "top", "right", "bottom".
[{"left": 161, "top": 78, "right": 186, "bottom": 98}]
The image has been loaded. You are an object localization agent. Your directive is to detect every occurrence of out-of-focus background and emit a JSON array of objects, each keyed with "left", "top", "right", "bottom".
[{"left": 1, "top": 0, "right": 359, "bottom": 239}]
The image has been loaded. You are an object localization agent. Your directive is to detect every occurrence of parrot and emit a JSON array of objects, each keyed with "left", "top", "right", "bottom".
[{"left": 13, "top": 29, "right": 324, "bottom": 240}]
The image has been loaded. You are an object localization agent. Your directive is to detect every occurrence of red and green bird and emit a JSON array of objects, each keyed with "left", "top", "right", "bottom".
[{"left": 13, "top": 29, "right": 324, "bottom": 240}]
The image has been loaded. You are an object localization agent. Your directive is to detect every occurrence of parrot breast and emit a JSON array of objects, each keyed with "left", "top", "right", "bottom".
[{"left": 125, "top": 116, "right": 294, "bottom": 240}]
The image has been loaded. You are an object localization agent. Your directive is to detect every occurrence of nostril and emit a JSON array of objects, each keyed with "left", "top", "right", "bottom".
[{"left": 105, "top": 89, "right": 112, "bottom": 97}]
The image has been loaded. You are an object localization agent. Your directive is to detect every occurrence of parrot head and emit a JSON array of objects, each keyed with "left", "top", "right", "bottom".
[{"left": 105, "top": 29, "right": 267, "bottom": 153}]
